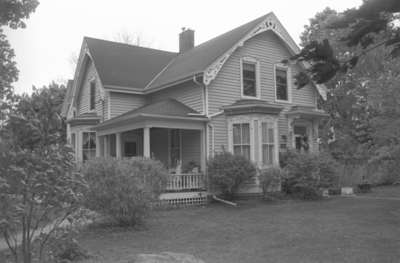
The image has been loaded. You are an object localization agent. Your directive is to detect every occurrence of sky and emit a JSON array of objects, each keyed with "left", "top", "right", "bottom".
[{"left": 5, "top": 0, "right": 362, "bottom": 94}]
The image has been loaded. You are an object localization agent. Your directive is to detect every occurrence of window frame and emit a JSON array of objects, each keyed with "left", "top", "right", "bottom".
[
  {"left": 274, "top": 64, "right": 291, "bottom": 103},
  {"left": 232, "top": 122, "right": 251, "bottom": 160},
  {"left": 89, "top": 79, "right": 96, "bottom": 111},
  {"left": 259, "top": 121, "right": 277, "bottom": 167},
  {"left": 82, "top": 131, "right": 96, "bottom": 161},
  {"left": 240, "top": 57, "right": 260, "bottom": 99}
]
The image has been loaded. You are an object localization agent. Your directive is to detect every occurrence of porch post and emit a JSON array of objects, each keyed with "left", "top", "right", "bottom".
[
  {"left": 200, "top": 128, "right": 206, "bottom": 173},
  {"left": 143, "top": 127, "right": 150, "bottom": 158},
  {"left": 95, "top": 135, "right": 101, "bottom": 157},
  {"left": 103, "top": 135, "right": 108, "bottom": 157},
  {"left": 116, "top": 132, "right": 122, "bottom": 158}
]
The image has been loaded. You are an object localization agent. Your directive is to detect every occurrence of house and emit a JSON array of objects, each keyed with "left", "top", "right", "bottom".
[{"left": 62, "top": 12, "right": 328, "bottom": 204}]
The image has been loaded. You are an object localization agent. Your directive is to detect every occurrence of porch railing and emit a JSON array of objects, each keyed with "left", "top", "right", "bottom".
[{"left": 166, "top": 173, "right": 205, "bottom": 192}]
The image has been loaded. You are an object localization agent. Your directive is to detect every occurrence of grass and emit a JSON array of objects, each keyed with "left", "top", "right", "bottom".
[
  {"left": 1, "top": 186, "right": 399, "bottom": 263},
  {"left": 76, "top": 186, "right": 400, "bottom": 263}
]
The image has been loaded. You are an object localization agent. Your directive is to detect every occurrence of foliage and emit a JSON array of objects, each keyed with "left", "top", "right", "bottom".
[
  {"left": 0, "top": 0, "right": 39, "bottom": 102},
  {"left": 281, "top": 151, "right": 338, "bottom": 200},
  {"left": 207, "top": 151, "right": 256, "bottom": 199},
  {"left": 82, "top": 157, "right": 168, "bottom": 227},
  {"left": 5, "top": 83, "right": 67, "bottom": 147},
  {"left": 288, "top": 0, "right": 400, "bottom": 88},
  {"left": 259, "top": 167, "right": 285, "bottom": 195},
  {"left": 45, "top": 228, "right": 90, "bottom": 263},
  {"left": 0, "top": 84, "right": 85, "bottom": 263}
]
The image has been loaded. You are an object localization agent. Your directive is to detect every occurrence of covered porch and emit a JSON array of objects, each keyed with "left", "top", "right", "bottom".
[{"left": 93, "top": 99, "right": 209, "bottom": 198}]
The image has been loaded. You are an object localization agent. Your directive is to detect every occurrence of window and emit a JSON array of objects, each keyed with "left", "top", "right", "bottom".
[
  {"left": 82, "top": 132, "right": 96, "bottom": 161},
  {"left": 233, "top": 123, "right": 251, "bottom": 160},
  {"left": 169, "top": 129, "right": 181, "bottom": 167},
  {"left": 124, "top": 142, "right": 137, "bottom": 157},
  {"left": 261, "top": 122, "right": 275, "bottom": 165},
  {"left": 242, "top": 61, "right": 257, "bottom": 97},
  {"left": 294, "top": 125, "right": 309, "bottom": 152},
  {"left": 275, "top": 67, "right": 288, "bottom": 101},
  {"left": 89, "top": 81, "right": 96, "bottom": 110}
]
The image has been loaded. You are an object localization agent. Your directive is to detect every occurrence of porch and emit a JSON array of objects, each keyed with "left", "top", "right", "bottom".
[{"left": 93, "top": 99, "right": 209, "bottom": 205}]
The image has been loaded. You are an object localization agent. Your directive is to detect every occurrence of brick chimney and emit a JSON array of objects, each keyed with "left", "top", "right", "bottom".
[{"left": 179, "top": 27, "right": 194, "bottom": 53}]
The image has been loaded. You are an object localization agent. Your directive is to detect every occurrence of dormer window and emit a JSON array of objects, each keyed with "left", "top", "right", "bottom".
[
  {"left": 275, "top": 66, "right": 289, "bottom": 101},
  {"left": 89, "top": 81, "right": 96, "bottom": 111},
  {"left": 241, "top": 58, "right": 259, "bottom": 98}
]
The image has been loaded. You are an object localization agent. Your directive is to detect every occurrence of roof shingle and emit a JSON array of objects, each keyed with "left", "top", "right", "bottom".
[{"left": 85, "top": 37, "right": 176, "bottom": 89}]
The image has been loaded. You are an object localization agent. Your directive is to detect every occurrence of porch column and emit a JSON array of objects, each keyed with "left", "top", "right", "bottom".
[
  {"left": 200, "top": 128, "right": 206, "bottom": 173},
  {"left": 116, "top": 132, "right": 122, "bottom": 158},
  {"left": 103, "top": 136, "right": 109, "bottom": 157},
  {"left": 95, "top": 135, "right": 101, "bottom": 157},
  {"left": 143, "top": 127, "right": 150, "bottom": 158}
]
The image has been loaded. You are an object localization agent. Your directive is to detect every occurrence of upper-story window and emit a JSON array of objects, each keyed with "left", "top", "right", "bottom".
[
  {"left": 89, "top": 81, "right": 96, "bottom": 111},
  {"left": 241, "top": 58, "right": 259, "bottom": 98},
  {"left": 275, "top": 66, "right": 289, "bottom": 101}
]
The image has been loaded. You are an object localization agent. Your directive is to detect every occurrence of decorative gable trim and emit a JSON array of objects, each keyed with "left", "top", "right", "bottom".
[{"left": 203, "top": 13, "right": 299, "bottom": 86}]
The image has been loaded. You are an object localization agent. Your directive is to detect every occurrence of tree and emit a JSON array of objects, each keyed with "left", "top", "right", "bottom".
[
  {"left": 0, "top": 0, "right": 39, "bottom": 102},
  {"left": 300, "top": 6, "right": 400, "bottom": 184},
  {"left": 0, "top": 84, "right": 87, "bottom": 263},
  {"left": 289, "top": 0, "right": 400, "bottom": 88}
]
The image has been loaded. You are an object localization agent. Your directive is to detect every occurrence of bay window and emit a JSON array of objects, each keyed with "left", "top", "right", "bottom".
[
  {"left": 233, "top": 123, "right": 251, "bottom": 160},
  {"left": 261, "top": 122, "right": 275, "bottom": 165}
]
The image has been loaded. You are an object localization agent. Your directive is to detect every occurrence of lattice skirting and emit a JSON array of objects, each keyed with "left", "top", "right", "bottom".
[{"left": 156, "top": 192, "right": 209, "bottom": 208}]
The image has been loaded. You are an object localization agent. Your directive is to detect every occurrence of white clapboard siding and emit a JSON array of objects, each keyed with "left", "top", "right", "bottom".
[
  {"left": 77, "top": 60, "right": 106, "bottom": 118},
  {"left": 208, "top": 31, "right": 318, "bottom": 154},
  {"left": 109, "top": 92, "right": 146, "bottom": 118},
  {"left": 149, "top": 82, "right": 204, "bottom": 113}
]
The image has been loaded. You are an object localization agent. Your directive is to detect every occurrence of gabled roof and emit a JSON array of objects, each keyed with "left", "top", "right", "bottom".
[
  {"left": 146, "top": 13, "right": 271, "bottom": 90},
  {"left": 79, "top": 12, "right": 326, "bottom": 99},
  {"left": 94, "top": 99, "right": 208, "bottom": 130},
  {"left": 85, "top": 37, "right": 176, "bottom": 89}
]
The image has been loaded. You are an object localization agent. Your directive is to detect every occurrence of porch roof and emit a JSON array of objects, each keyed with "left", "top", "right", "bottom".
[
  {"left": 222, "top": 99, "right": 284, "bottom": 116},
  {"left": 94, "top": 99, "right": 208, "bottom": 132},
  {"left": 67, "top": 112, "right": 101, "bottom": 126},
  {"left": 286, "top": 106, "right": 329, "bottom": 120}
]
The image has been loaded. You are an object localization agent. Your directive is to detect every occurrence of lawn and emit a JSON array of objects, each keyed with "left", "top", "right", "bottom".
[{"left": 77, "top": 186, "right": 400, "bottom": 263}]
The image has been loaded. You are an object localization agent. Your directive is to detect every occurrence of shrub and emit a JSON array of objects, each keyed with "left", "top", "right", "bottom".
[
  {"left": 208, "top": 152, "right": 256, "bottom": 199},
  {"left": 45, "top": 228, "right": 90, "bottom": 263},
  {"left": 82, "top": 157, "right": 168, "bottom": 226},
  {"left": 259, "top": 167, "right": 285, "bottom": 195},
  {"left": 281, "top": 151, "right": 338, "bottom": 200}
]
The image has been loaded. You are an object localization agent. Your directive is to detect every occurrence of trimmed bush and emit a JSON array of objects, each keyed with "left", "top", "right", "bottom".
[
  {"left": 281, "top": 151, "right": 338, "bottom": 200},
  {"left": 259, "top": 167, "right": 285, "bottom": 195},
  {"left": 208, "top": 152, "right": 256, "bottom": 199},
  {"left": 82, "top": 157, "right": 168, "bottom": 226}
]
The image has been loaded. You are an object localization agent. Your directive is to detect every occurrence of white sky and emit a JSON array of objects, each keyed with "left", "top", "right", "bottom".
[{"left": 5, "top": 0, "right": 362, "bottom": 94}]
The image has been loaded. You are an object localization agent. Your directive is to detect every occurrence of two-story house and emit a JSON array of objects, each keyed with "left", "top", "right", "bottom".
[{"left": 62, "top": 12, "right": 327, "bottom": 204}]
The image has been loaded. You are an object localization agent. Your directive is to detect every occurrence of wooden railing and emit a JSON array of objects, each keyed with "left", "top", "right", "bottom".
[{"left": 166, "top": 173, "right": 205, "bottom": 192}]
